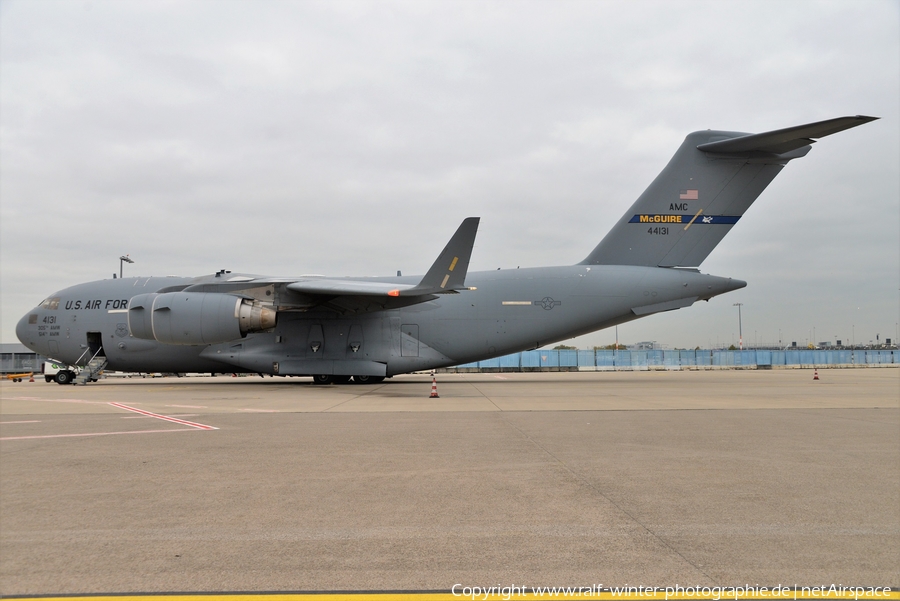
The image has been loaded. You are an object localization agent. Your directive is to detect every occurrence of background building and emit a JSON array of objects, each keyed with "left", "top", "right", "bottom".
[{"left": 0, "top": 343, "right": 47, "bottom": 375}]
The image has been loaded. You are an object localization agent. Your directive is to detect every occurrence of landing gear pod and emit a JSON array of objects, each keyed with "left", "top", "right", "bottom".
[{"left": 128, "top": 292, "right": 276, "bottom": 345}]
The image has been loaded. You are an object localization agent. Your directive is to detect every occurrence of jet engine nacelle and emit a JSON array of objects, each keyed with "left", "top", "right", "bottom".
[{"left": 128, "top": 292, "right": 276, "bottom": 345}]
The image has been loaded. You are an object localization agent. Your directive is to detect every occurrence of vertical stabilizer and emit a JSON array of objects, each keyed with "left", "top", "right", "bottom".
[{"left": 580, "top": 116, "right": 877, "bottom": 267}]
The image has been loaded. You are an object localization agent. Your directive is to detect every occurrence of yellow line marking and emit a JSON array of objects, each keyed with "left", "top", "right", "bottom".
[
  {"left": 502, "top": 301, "right": 533, "bottom": 305},
  {"left": 684, "top": 208, "right": 703, "bottom": 230},
  {"left": 440, "top": 274, "right": 450, "bottom": 288},
  {"left": 448, "top": 256, "right": 459, "bottom": 271},
  {"left": 6, "top": 592, "right": 897, "bottom": 601}
]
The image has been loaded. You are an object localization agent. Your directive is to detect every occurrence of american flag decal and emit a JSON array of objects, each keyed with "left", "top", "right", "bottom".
[{"left": 679, "top": 189, "right": 699, "bottom": 200}]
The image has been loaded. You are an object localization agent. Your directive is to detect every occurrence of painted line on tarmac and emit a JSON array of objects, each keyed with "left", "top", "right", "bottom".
[
  {"left": 0, "top": 420, "right": 41, "bottom": 424},
  {"left": 4, "top": 396, "right": 108, "bottom": 404},
  {"left": 109, "top": 403, "right": 218, "bottom": 430},
  {"left": 1, "top": 428, "right": 202, "bottom": 441},
  {"left": 122, "top": 414, "right": 200, "bottom": 419},
  {"left": 0, "top": 406, "right": 216, "bottom": 440}
]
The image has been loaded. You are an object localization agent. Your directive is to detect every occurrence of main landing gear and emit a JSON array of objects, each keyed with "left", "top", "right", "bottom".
[
  {"left": 351, "top": 375, "right": 385, "bottom": 385},
  {"left": 312, "top": 374, "right": 385, "bottom": 385},
  {"left": 54, "top": 370, "right": 75, "bottom": 385}
]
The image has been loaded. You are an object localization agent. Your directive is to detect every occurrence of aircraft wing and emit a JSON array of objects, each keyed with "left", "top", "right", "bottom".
[
  {"left": 177, "top": 217, "right": 480, "bottom": 314},
  {"left": 285, "top": 280, "right": 418, "bottom": 296},
  {"left": 285, "top": 216, "right": 480, "bottom": 299}
]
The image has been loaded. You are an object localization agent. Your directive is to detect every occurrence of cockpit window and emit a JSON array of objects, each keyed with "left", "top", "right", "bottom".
[{"left": 39, "top": 297, "right": 60, "bottom": 310}]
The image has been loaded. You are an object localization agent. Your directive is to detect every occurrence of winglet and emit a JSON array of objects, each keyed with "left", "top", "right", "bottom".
[{"left": 402, "top": 217, "right": 480, "bottom": 295}]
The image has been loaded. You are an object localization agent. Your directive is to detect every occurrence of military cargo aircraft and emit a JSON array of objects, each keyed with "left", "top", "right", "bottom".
[{"left": 16, "top": 116, "right": 877, "bottom": 385}]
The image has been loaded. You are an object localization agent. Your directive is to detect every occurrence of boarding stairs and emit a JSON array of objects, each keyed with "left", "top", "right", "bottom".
[{"left": 74, "top": 351, "right": 108, "bottom": 385}]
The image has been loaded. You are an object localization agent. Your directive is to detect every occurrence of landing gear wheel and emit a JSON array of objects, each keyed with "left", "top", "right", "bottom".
[
  {"left": 55, "top": 370, "right": 74, "bottom": 385},
  {"left": 312, "top": 374, "right": 333, "bottom": 385},
  {"left": 332, "top": 375, "right": 352, "bottom": 384},
  {"left": 352, "top": 375, "right": 385, "bottom": 384}
]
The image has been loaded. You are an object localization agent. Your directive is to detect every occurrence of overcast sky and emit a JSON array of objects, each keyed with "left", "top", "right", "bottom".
[{"left": 2, "top": 0, "right": 898, "bottom": 349}]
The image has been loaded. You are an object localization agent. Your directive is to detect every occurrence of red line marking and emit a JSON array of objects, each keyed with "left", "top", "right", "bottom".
[
  {"left": 121, "top": 414, "right": 200, "bottom": 419},
  {"left": 1, "top": 429, "right": 200, "bottom": 441},
  {"left": 108, "top": 403, "right": 218, "bottom": 430}
]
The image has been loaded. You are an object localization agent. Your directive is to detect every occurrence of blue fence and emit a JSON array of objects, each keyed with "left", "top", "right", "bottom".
[{"left": 449, "top": 349, "right": 897, "bottom": 371}]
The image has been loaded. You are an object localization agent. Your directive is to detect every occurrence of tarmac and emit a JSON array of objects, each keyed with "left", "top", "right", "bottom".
[{"left": 0, "top": 369, "right": 898, "bottom": 595}]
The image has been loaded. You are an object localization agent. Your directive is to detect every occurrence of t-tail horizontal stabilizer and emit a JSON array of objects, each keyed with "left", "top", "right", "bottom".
[
  {"left": 696, "top": 115, "right": 879, "bottom": 155},
  {"left": 581, "top": 115, "right": 878, "bottom": 268}
]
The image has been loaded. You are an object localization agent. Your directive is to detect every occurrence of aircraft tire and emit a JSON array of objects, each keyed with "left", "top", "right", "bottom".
[
  {"left": 55, "top": 370, "right": 74, "bottom": 385},
  {"left": 333, "top": 375, "right": 352, "bottom": 384},
  {"left": 352, "top": 375, "right": 385, "bottom": 385},
  {"left": 312, "top": 374, "right": 333, "bottom": 385}
]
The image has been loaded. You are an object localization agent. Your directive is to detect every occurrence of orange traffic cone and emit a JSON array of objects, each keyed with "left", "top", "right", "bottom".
[
  {"left": 429, "top": 376, "right": 440, "bottom": 398},
  {"left": 813, "top": 369, "right": 819, "bottom": 380},
  {"left": 29, "top": 375, "right": 34, "bottom": 382}
]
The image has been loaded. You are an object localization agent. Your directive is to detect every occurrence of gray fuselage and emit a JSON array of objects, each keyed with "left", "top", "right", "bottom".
[{"left": 16, "top": 265, "right": 743, "bottom": 377}]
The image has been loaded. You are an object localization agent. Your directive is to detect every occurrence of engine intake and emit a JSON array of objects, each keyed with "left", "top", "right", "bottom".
[{"left": 128, "top": 292, "right": 276, "bottom": 345}]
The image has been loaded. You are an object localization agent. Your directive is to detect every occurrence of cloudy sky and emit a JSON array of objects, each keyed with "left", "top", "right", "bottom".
[{"left": 2, "top": 0, "right": 898, "bottom": 349}]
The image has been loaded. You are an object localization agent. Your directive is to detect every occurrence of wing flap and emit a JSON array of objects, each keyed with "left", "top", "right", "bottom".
[{"left": 286, "top": 280, "right": 417, "bottom": 296}]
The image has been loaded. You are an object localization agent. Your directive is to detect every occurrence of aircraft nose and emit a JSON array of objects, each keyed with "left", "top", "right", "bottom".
[{"left": 16, "top": 311, "right": 34, "bottom": 347}]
